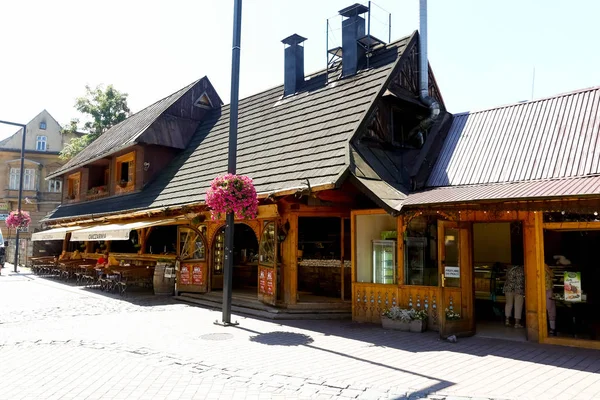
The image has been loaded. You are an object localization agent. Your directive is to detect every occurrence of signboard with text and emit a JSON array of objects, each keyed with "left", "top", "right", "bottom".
[
  {"left": 180, "top": 264, "right": 191, "bottom": 285},
  {"left": 445, "top": 266, "right": 460, "bottom": 279},
  {"left": 192, "top": 265, "right": 203, "bottom": 285}
]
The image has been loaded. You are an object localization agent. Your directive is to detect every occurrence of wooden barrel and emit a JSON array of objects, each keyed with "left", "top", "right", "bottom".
[{"left": 153, "top": 262, "right": 175, "bottom": 296}]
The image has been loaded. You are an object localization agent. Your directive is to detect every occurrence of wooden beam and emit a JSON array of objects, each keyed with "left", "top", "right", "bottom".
[{"left": 543, "top": 221, "right": 600, "bottom": 230}]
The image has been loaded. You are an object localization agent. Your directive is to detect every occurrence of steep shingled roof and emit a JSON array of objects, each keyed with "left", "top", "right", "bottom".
[
  {"left": 45, "top": 34, "right": 414, "bottom": 221},
  {"left": 48, "top": 79, "right": 203, "bottom": 179}
]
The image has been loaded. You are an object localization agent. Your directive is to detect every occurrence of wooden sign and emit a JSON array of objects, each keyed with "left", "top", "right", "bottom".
[
  {"left": 180, "top": 264, "right": 191, "bottom": 285},
  {"left": 192, "top": 265, "right": 203, "bottom": 285}
]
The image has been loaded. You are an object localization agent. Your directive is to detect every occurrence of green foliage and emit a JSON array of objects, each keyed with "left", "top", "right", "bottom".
[{"left": 60, "top": 84, "right": 130, "bottom": 160}]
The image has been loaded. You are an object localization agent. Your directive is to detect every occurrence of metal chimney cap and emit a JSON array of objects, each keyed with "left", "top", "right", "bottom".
[
  {"left": 281, "top": 34, "right": 307, "bottom": 46},
  {"left": 338, "top": 3, "right": 369, "bottom": 17}
]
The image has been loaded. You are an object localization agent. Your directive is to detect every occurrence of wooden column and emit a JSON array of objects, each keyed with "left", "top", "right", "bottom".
[{"left": 524, "top": 211, "right": 541, "bottom": 342}]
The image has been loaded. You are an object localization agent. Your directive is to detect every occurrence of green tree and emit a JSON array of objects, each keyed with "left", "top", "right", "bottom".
[{"left": 60, "top": 84, "right": 131, "bottom": 159}]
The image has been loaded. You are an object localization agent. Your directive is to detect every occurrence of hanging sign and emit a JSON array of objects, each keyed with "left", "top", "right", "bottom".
[
  {"left": 445, "top": 266, "right": 460, "bottom": 279},
  {"left": 180, "top": 264, "right": 191, "bottom": 285},
  {"left": 192, "top": 265, "right": 203, "bottom": 285},
  {"left": 564, "top": 272, "right": 581, "bottom": 302}
]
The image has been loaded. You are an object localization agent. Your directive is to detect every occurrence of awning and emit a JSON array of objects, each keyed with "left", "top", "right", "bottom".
[
  {"left": 70, "top": 219, "right": 178, "bottom": 242},
  {"left": 31, "top": 226, "right": 83, "bottom": 242}
]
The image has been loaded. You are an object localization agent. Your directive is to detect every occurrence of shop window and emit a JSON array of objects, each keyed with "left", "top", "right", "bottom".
[
  {"left": 66, "top": 172, "right": 81, "bottom": 200},
  {"left": 355, "top": 214, "right": 397, "bottom": 284},
  {"left": 404, "top": 216, "right": 438, "bottom": 286},
  {"left": 115, "top": 151, "right": 135, "bottom": 192},
  {"left": 259, "top": 221, "right": 276, "bottom": 265},
  {"left": 543, "top": 228, "right": 600, "bottom": 340}
]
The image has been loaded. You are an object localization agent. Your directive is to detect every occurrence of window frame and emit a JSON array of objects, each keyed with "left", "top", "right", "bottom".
[
  {"left": 9, "top": 167, "right": 36, "bottom": 190},
  {"left": 39, "top": 122, "right": 46, "bottom": 130},
  {"left": 67, "top": 172, "right": 81, "bottom": 200},
  {"left": 48, "top": 179, "right": 62, "bottom": 193},
  {"left": 36, "top": 135, "right": 47, "bottom": 151},
  {"left": 115, "top": 151, "right": 136, "bottom": 193}
]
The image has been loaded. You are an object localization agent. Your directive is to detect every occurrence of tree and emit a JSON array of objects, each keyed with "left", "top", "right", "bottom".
[{"left": 60, "top": 84, "right": 131, "bottom": 159}]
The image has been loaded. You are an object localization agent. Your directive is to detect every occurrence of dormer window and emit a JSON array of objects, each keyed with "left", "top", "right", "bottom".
[
  {"left": 392, "top": 108, "right": 425, "bottom": 149},
  {"left": 36, "top": 135, "right": 47, "bottom": 151},
  {"left": 115, "top": 151, "right": 136, "bottom": 193},
  {"left": 39, "top": 122, "right": 46, "bottom": 130},
  {"left": 67, "top": 172, "right": 81, "bottom": 200}
]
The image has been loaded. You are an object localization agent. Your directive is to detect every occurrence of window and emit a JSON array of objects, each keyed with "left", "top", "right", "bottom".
[
  {"left": 115, "top": 151, "right": 136, "bottom": 192},
  {"left": 39, "top": 122, "right": 46, "bottom": 130},
  {"left": 9, "top": 168, "right": 36, "bottom": 190},
  {"left": 259, "top": 221, "right": 276, "bottom": 265},
  {"left": 392, "top": 108, "right": 425, "bottom": 149},
  {"left": 355, "top": 213, "right": 397, "bottom": 284},
  {"left": 48, "top": 179, "right": 62, "bottom": 193},
  {"left": 67, "top": 172, "right": 81, "bottom": 200},
  {"left": 36, "top": 136, "right": 47, "bottom": 151},
  {"left": 404, "top": 216, "right": 439, "bottom": 286}
]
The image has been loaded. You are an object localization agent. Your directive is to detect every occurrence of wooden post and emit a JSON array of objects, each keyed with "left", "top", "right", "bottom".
[{"left": 340, "top": 218, "right": 344, "bottom": 301}]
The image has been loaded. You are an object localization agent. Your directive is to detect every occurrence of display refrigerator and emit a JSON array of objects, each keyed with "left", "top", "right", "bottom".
[{"left": 372, "top": 240, "right": 396, "bottom": 284}]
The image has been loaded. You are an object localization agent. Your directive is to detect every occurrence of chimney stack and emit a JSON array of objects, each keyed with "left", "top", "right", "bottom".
[
  {"left": 339, "top": 3, "right": 368, "bottom": 77},
  {"left": 281, "top": 34, "right": 307, "bottom": 96}
]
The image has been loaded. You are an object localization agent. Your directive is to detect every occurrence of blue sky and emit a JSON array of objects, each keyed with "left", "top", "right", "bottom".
[{"left": 0, "top": 0, "right": 599, "bottom": 138}]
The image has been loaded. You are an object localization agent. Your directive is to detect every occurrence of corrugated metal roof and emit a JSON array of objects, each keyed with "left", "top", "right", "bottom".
[
  {"left": 404, "top": 175, "right": 600, "bottom": 206},
  {"left": 428, "top": 86, "right": 600, "bottom": 187},
  {"left": 46, "top": 35, "right": 414, "bottom": 221}
]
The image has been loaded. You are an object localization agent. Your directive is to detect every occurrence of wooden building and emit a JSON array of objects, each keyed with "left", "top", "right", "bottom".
[{"left": 39, "top": 4, "right": 600, "bottom": 349}]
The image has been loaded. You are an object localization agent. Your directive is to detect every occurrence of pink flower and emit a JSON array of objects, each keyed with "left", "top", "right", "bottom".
[
  {"left": 205, "top": 174, "right": 258, "bottom": 220},
  {"left": 5, "top": 210, "right": 32, "bottom": 229}
]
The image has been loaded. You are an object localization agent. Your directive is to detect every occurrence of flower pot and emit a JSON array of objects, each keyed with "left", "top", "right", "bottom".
[
  {"left": 381, "top": 316, "right": 410, "bottom": 331},
  {"left": 410, "top": 319, "right": 427, "bottom": 333}
]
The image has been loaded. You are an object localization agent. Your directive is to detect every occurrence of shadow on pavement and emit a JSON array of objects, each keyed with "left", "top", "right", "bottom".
[{"left": 248, "top": 331, "right": 314, "bottom": 346}]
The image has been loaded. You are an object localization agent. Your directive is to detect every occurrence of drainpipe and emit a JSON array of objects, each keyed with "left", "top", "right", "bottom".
[{"left": 418, "top": 0, "right": 440, "bottom": 127}]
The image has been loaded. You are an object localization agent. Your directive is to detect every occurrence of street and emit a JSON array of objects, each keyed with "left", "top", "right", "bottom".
[{"left": 1, "top": 268, "right": 600, "bottom": 400}]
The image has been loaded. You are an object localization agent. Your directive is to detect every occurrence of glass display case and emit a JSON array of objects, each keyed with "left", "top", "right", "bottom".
[
  {"left": 474, "top": 262, "right": 506, "bottom": 301},
  {"left": 372, "top": 240, "right": 396, "bottom": 284}
]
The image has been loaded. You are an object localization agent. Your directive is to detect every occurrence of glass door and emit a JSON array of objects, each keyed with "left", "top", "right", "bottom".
[{"left": 438, "top": 220, "right": 474, "bottom": 339}]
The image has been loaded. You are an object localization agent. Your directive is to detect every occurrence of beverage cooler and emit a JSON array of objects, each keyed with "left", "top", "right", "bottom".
[{"left": 372, "top": 240, "right": 396, "bottom": 284}]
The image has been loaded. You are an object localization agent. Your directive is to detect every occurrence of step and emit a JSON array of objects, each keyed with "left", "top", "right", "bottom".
[{"left": 174, "top": 295, "right": 351, "bottom": 320}]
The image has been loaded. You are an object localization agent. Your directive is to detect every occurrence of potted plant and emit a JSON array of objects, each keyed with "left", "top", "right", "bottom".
[
  {"left": 410, "top": 309, "right": 428, "bottom": 332},
  {"left": 445, "top": 308, "right": 461, "bottom": 321},
  {"left": 205, "top": 174, "right": 258, "bottom": 220},
  {"left": 5, "top": 210, "right": 32, "bottom": 230},
  {"left": 381, "top": 306, "right": 412, "bottom": 331}
]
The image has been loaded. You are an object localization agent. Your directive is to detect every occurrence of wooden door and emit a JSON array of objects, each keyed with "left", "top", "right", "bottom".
[
  {"left": 438, "top": 220, "right": 474, "bottom": 339},
  {"left": 258, "top": 220, "right": 278, "bottom": 305},
  {"left": 177, "top": 226, "right": 209, "bottom": 294}
]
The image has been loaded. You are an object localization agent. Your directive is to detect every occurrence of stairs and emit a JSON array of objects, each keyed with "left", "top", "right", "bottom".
[{"left": 174, "top": 292, "right": 351, "bottom": 320}]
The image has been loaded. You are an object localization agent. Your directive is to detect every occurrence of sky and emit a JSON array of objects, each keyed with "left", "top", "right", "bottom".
[{"left": 1, "top": 0, "right": 599, "bottom": 139}]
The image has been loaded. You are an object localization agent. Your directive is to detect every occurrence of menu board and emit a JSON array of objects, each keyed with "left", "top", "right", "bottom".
[
  {"left": 259, "top": 268, "right": 266, "bottom": 294},
  {"left": 180, "top": 264, "right": 191, "bottom": 285},
  {"left": 564, "top": 272, "right": 582, "bottom": 302},
  {"left": 266, "top": 269, "right": 274, "bottom": 295},
  {"left": 192, "top": 265, "right": 203, "bottom": 285}
]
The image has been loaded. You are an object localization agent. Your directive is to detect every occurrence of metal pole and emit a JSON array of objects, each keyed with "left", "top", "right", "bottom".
[
  {"left": 220, "top": 0, "right": 243, "bottom": 326},
  {"left": 14, "top": 124, "right": 27, "bottom": 272},
  {"left": 0, "top": 119, "right": 27, "bottom": 274}
]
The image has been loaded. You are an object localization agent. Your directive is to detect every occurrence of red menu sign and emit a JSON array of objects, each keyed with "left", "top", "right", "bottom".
[
  {"left": 180, "top": 264, "right": 191, "bottom": 285},
  {"left": 266, "top": 269, "right": 274, "bottom": 295},
  {"left": 192, "top": 265, "right": 203, "bottom": 285},
  {"left": 259, "top": 268, "right": 266, "bottom": 294}
]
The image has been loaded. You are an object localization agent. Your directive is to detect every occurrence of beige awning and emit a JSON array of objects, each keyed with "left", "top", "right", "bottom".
[
  {"left": 31, "top": 226, "right": 83, "bottom": 241},
  {"left": 70, "top": 219, "right": 179, "bottom": 242}
]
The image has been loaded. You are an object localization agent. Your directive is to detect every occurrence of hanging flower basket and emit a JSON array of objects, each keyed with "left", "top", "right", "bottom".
[
  {"left": 206, "top": 174, "right": 258, "bottom": 220},
  {"left": 5, "top": 210, "right": 31, "bottom": 229}
]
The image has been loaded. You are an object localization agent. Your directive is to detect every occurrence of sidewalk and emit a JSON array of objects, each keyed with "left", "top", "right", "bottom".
[{"left": 1, "top": 270, "right": 600, "bottom": 399}]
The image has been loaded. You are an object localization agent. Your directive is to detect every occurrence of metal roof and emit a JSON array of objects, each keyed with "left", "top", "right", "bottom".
[
  {"left": 404, "top": 175, "right": 600, "bottom": 206},
  {"left": 45, "top": 35, "right": 413, "bottom": 221},
  {"left": 428, "top": 86, "right": 600, "bottom": 187}
]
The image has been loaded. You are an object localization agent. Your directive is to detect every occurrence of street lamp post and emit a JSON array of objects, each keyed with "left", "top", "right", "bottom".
[
  {"left": 219, "top": 0, "right": 243, "bottom": 326},
  {"left": 0, "top": 119, "right": 27, "bottom": 273}
]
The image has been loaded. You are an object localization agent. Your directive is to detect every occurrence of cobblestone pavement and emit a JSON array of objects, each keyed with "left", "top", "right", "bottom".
[{"left": 2, "top": 268, "right": 600, "bottom": 399}]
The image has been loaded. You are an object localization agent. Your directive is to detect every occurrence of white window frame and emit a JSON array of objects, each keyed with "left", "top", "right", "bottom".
[
  {"left": 36, "top": 135, "right": 47, "bottom": 151},
  {"left": 9, "top": 168, "right": 37, "bottom": 191},
  {"left": 48, "top": 179, "right": 62, "bottom": 193},
  {"left": 39, "top": 122, "right": 46, "bottom": 130}
]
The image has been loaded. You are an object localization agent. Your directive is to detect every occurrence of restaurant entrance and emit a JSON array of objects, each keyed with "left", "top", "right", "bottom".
[{"left": 211, "top": 223, "right": 259, "bottom": 294}]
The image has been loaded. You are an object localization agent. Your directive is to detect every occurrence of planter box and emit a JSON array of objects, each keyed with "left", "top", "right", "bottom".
[
  {"left": 381, "top": 316, "right": 410, "bottom": 331},
  {"left": 410, "top": 319, "right": 427, "bottom": 333}
]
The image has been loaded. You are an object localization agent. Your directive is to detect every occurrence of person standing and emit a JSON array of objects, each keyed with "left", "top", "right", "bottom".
[
  {"left": 504, "top": 264, "right": 525, "bottom": 328},
  {"left": 0, "top": 241, "right": 6, "bottom": 269}
]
